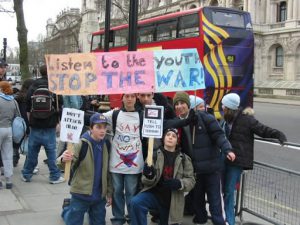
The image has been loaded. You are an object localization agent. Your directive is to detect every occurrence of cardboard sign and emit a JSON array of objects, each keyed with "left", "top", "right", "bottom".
[
  {"left": 96, "top": 51, "right": 155, "bottom": 94},
  {"left": 154, "top": 48, "right": 205, "bottom": 92},
  {"left": 142, "top": 105, "right": 164, "bottom": 138},
  {"left": 46, "top": 49, "right": 205, "bottom": 95},
  {"left": 46, "top": 53, "right": 98, "bottom": 95},
  {"left": 60, "top": 108, "right": 84, "bottom": 143}
]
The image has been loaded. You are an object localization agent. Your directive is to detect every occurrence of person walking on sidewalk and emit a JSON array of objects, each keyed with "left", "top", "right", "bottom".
[
  {"left": 220, "top": 93, "right": 287, "bottom": 225},
  {"left": 130, "top": 128, "right": 195, "bottom": 225},
  {"left": 21, "top": 65, "right": 64, "bottom": 184},
  {"left": 0, "top": 81, "right": 19, "bottom": 189},
  {"left": 58, "top": 113, "right": 112, "bottom": 225}
]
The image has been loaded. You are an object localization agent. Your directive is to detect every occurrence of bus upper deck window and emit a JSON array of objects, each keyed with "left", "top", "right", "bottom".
[
  {"left": 138, "top": 25, "right": 155, "bottom": 43},
  {"left": 157, "top": 19, "right": 177, "bottom": 41},
  {"left": 211, "top": 11, "right": 245, "bottom": 28},
  {"left": 178, "top": 14, "right": 199, "bottom": 38},
  {"left": 114, "top": 29, "right": 128, "bottom": 47},
  {"left": 92, "top": 34, "right": 103, "bottom": 51}
]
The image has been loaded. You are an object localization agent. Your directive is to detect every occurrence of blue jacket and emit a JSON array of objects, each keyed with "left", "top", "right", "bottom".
[{"left": 183, "top": 111, "right": 232, "bottom": 174}]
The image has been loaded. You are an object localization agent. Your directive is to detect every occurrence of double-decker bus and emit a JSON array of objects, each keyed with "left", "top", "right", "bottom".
[{"left": 91, "top": 6, "right": 254, "bottom": 118}]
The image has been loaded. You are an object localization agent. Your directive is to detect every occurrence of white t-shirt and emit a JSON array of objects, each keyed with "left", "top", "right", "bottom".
[{"left": 104, "top": 110, "right": 144, "bottom": 174}]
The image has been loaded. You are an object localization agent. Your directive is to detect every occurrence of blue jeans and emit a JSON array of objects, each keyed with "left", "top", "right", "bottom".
[
  {"left": 22, "top": 128, "right": 61, "bottom": 182},
  {"left": 111, "top": 173, "right": 139, "bottom": 225},
  {"left": 193, "top": 172, "right": 226, "bottom": 225},
  {"left": 131, "top": 192, "right": 169, "bottom": 225},
  {"left": 62, "top": 196, "right": 106, "bottom": 225},
  {"left": 224, "top": 165, "right": 243, "bottom": 225}
]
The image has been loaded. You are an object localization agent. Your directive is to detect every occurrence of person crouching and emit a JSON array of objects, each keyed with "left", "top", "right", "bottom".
[{"left": 130, "top": 128, "right": 195, "bottom": 225}]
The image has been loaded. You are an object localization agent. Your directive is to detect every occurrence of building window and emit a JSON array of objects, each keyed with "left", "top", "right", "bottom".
[
  {"left": 278, "top": 1, "right": 287, "bottom": 22},
  {"left": 275, "top": 46, "right": 283, "bottom": 67}
]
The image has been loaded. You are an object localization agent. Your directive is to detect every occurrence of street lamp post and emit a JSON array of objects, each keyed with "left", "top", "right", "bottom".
[
  {"left": 104, "top": 0, "right": 111, "bottom": 52},
  {"left": 128, "top": 0, "right": 138, "bottom": 51}
]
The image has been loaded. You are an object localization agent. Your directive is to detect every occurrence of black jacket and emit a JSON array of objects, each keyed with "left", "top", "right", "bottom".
[
  {"left": 181, "top": 111, "right": 232, "bottom": 174},
  {"left": 222, "top": 108, "right": 287, "bottom": 170}
]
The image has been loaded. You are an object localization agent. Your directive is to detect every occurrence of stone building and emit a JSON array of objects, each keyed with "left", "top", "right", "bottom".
[
  {"left": 44, "top": 8, "right": 81, "bottom": 54},
  {"left": 77, "top": 0, "right": 300, "bottom": 98}
]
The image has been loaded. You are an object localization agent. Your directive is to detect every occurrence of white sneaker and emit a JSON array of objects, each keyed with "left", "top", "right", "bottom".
[
  {"left": 49, "top": 177, "right": 65, "bottom": 184},
  {"left": 33, "top": 167, "right": 39, "bottom": 175}
]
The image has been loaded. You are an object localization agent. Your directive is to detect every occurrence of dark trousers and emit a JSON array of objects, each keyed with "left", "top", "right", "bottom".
[{"left": 193, "top": 172, "right": 226, "bottom": 225}]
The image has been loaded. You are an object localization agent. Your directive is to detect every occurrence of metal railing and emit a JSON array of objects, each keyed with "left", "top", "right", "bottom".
[{"left": 238, "top": 139, "right": 300, "bottom": 225}]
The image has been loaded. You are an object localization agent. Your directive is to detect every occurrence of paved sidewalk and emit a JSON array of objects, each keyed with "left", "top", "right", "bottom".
[
  {"left": 254, "top": 97, "right": 300, "bottom": 106},
  {"left": 0, "top": 150, "right": 269, "bottom": 225}
]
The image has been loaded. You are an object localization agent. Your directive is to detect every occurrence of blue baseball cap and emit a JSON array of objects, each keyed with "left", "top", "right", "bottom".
[
  {"left": 0, "top": 59, "right": 8, "bottom": 67},
  {"left": 90, "top": 113, "right": 108, "bottom": 125}
]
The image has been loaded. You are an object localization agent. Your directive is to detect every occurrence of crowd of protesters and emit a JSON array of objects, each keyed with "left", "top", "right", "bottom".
[{"left": 0, "top": 60, "right": 288, "bottom": 225}]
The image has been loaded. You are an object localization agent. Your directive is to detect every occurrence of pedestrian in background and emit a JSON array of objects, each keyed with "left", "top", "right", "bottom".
[
  {"left": 58, "top": 113, "right": 112, "bottom": 225},
  {"left": 0, "top": 81, "right": 19, "bottom": 189},
  {"left": 130, "top": 128, "right": 195, "bottom": 225},
  {"left": 220, "top": 93, "right": 287, "bottom": 225}
]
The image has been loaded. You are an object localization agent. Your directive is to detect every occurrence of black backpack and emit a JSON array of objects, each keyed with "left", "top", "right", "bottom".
[
  {"left": 68, "top": 138, "right": 111, "bottom": 185},
  {"left": 31, "top": 86, "right": 55, "bottom": 119}
]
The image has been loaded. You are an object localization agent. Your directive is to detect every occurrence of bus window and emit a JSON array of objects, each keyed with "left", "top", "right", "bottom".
[
  {"left": 114, "top": 29, "right": 128, "bottom": 47},
  {"left": 178, "top": 14, "right": 199, "bottom": 38},
  {"left": 91, "top": 34, "right": 103, "bottom": 51},
  {"left": 211, "top": 11, "right": 245, "bottom": 28},
  {"left": 157, "top": 19, "right": 177, "bottom": 41},
  {"left": 138, "top": 25, "right": 155, "bottom": 43}
]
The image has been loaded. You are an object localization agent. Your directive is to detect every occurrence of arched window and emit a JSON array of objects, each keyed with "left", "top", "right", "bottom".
[
  {"left": 189, "top": 4, "right": 197, "bottom": 9},
  {"left": 278, "top": 1, "right": 287, "bottom": 22},
  {"left": 210, "top": 0, "right": 218, "bottom": 6},
  {"left": 275, "top": 46, "right": 284, "bottom": 67}
]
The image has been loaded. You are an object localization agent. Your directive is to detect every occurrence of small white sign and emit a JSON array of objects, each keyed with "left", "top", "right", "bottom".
[
  {"left": 60, "top": 108, "right": 84, "bottom": 143},
  {"left": 142, "top": 105, "right": 164, "bottom": 138}
]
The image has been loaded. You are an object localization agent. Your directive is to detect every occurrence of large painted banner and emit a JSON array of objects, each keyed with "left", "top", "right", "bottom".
[{"left": 46, "top": 49, "right": 205, "bottom": 95}]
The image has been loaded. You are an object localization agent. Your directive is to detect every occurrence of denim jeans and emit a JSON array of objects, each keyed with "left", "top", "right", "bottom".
[
  {"left": 111, "top": 173, "right": 139, "bottom": 225},
  {"left": 62, "top": 195, "right": 106, "bottom": 225},
  {"left": 193, "top": 172, "right": 226, "bottom": 225},
  {"left": 130, "top": 192, "right": 169, "bottom": 225},
  {"left": 224, "top": 165, "right": 243, "bottom": 225},
  {"left": 22, "top": 128, "right": 61, "bottom": 182}
]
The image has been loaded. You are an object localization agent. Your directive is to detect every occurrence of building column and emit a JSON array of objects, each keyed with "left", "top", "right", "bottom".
[
  {"left": 244, "top": 0, "right": 248, "bottom": 11},
  {"left": 248, "top": 0, "right": 256, "bottom": 23},
  {"left": 270, "top": 3, "right": 277, "bottom": 23},
  {"left": 287, "top": 0, "right": 293, "bottom": 20},
  {"left": 266, "top": 0, "right": 271, "bottom": 23},
  {"left": 293, "top": 0, "right": 298, "bottom": 20}
]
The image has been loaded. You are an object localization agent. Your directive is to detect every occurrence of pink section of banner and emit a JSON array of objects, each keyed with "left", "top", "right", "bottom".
[{"left": 95, "top": 51, "right": 155, "bottom": 94}]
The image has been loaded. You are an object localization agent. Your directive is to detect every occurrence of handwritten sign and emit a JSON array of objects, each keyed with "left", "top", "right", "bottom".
[
  {"left": 46, "top": 53, "right": 98, "bottom": 95},
  {"left": 96, "top": 51, "right": 154, "bottom": 94},
  {"left": 142, "top": 105, "right": 164, "bottom": 138},
  {"left": 60, "top": 108, "right": 84, "bottom": 143},
  {"left": 46, "top": 49, "right": 205, "bottom": 95},
  {"left": 154, "top": 49, "right": 205, "bottom": 92}
]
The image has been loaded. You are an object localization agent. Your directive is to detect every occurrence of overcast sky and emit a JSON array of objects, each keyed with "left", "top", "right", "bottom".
[{"left": 0, "top": 0, "right": 81, "bottom": 52}]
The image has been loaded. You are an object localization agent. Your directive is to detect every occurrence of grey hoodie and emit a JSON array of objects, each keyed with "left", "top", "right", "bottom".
[{"left": 0, "top": 93, "right": 18, "bottom": 128}]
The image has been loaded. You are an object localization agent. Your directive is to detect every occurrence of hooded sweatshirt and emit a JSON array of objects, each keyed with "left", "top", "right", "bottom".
[{"left": 0, "top": 93, "right": 18, "bottom": 127}]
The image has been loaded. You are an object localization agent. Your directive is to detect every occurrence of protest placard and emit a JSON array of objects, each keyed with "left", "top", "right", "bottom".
[
  {"left": 154, "top": 48, "right": 205, "bottom": 92},
  {"left": 142, "top": 105, "right": 164, "bottom": 138},
  {"left": 96, "top": 51, "right": 155, "bottom": 94},
  {"left": 60, "top": 108, "right": 85, "bottom": 143},
  {"left": 46, "top": 53, "right": 98, "bottom": 95}
]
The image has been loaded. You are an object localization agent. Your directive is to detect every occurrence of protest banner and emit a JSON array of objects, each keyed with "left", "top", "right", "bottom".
[
  {"left": 96, "top": 51, "right": 155, "bottom": 94},
  {"left": 60, "top": 108, "right": 85, "bottom": 180},
  {"left": 46, "top": 53, "right": 98, "bottom": 95},
  {"left": 154, "top": 48, "right": 205, "bottom": 92},
  {"left": 45, "top": 49, "right": 205, "bottom": 95},
  {"left": 142, "top": 105, "right": 164, "bottom": 166}
]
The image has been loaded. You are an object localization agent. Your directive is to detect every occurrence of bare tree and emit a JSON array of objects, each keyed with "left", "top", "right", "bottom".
[{"left": 13, "top": 0, "right": 30, "bottom": 80}]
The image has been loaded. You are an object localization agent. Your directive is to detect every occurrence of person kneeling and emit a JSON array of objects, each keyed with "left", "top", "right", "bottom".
[
  {"left": 58, "top": 113, "right": 112, "bottom": 225},
  {"left": 130, "top": 128, "right": 195, "bottom": 225}
]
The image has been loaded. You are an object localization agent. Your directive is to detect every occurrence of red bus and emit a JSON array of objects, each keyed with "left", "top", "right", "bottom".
[{"left": 91, "top": 6, "right": 254, "bottom": 118}]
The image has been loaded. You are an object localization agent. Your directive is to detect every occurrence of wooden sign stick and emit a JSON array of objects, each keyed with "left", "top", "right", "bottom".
[
  {"left": 192, "top": 90, "right": 197, "bottom": 144},
  {"left": 64, "top": 142, "right": 74, "bottom": 181},
  {"left": 146, "top": 138, "right": 154, "bottom": 166}
]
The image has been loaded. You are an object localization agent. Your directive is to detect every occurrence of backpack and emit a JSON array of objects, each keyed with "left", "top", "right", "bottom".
[
  {"left": 68, "top": 138, "right": 111, "bottom": 185},
  {"left": 31, "top": 86, "right": 55, "bottom": 119},
  {"left": 12, "top": 100, "right": 27, "bottom": 144}
]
